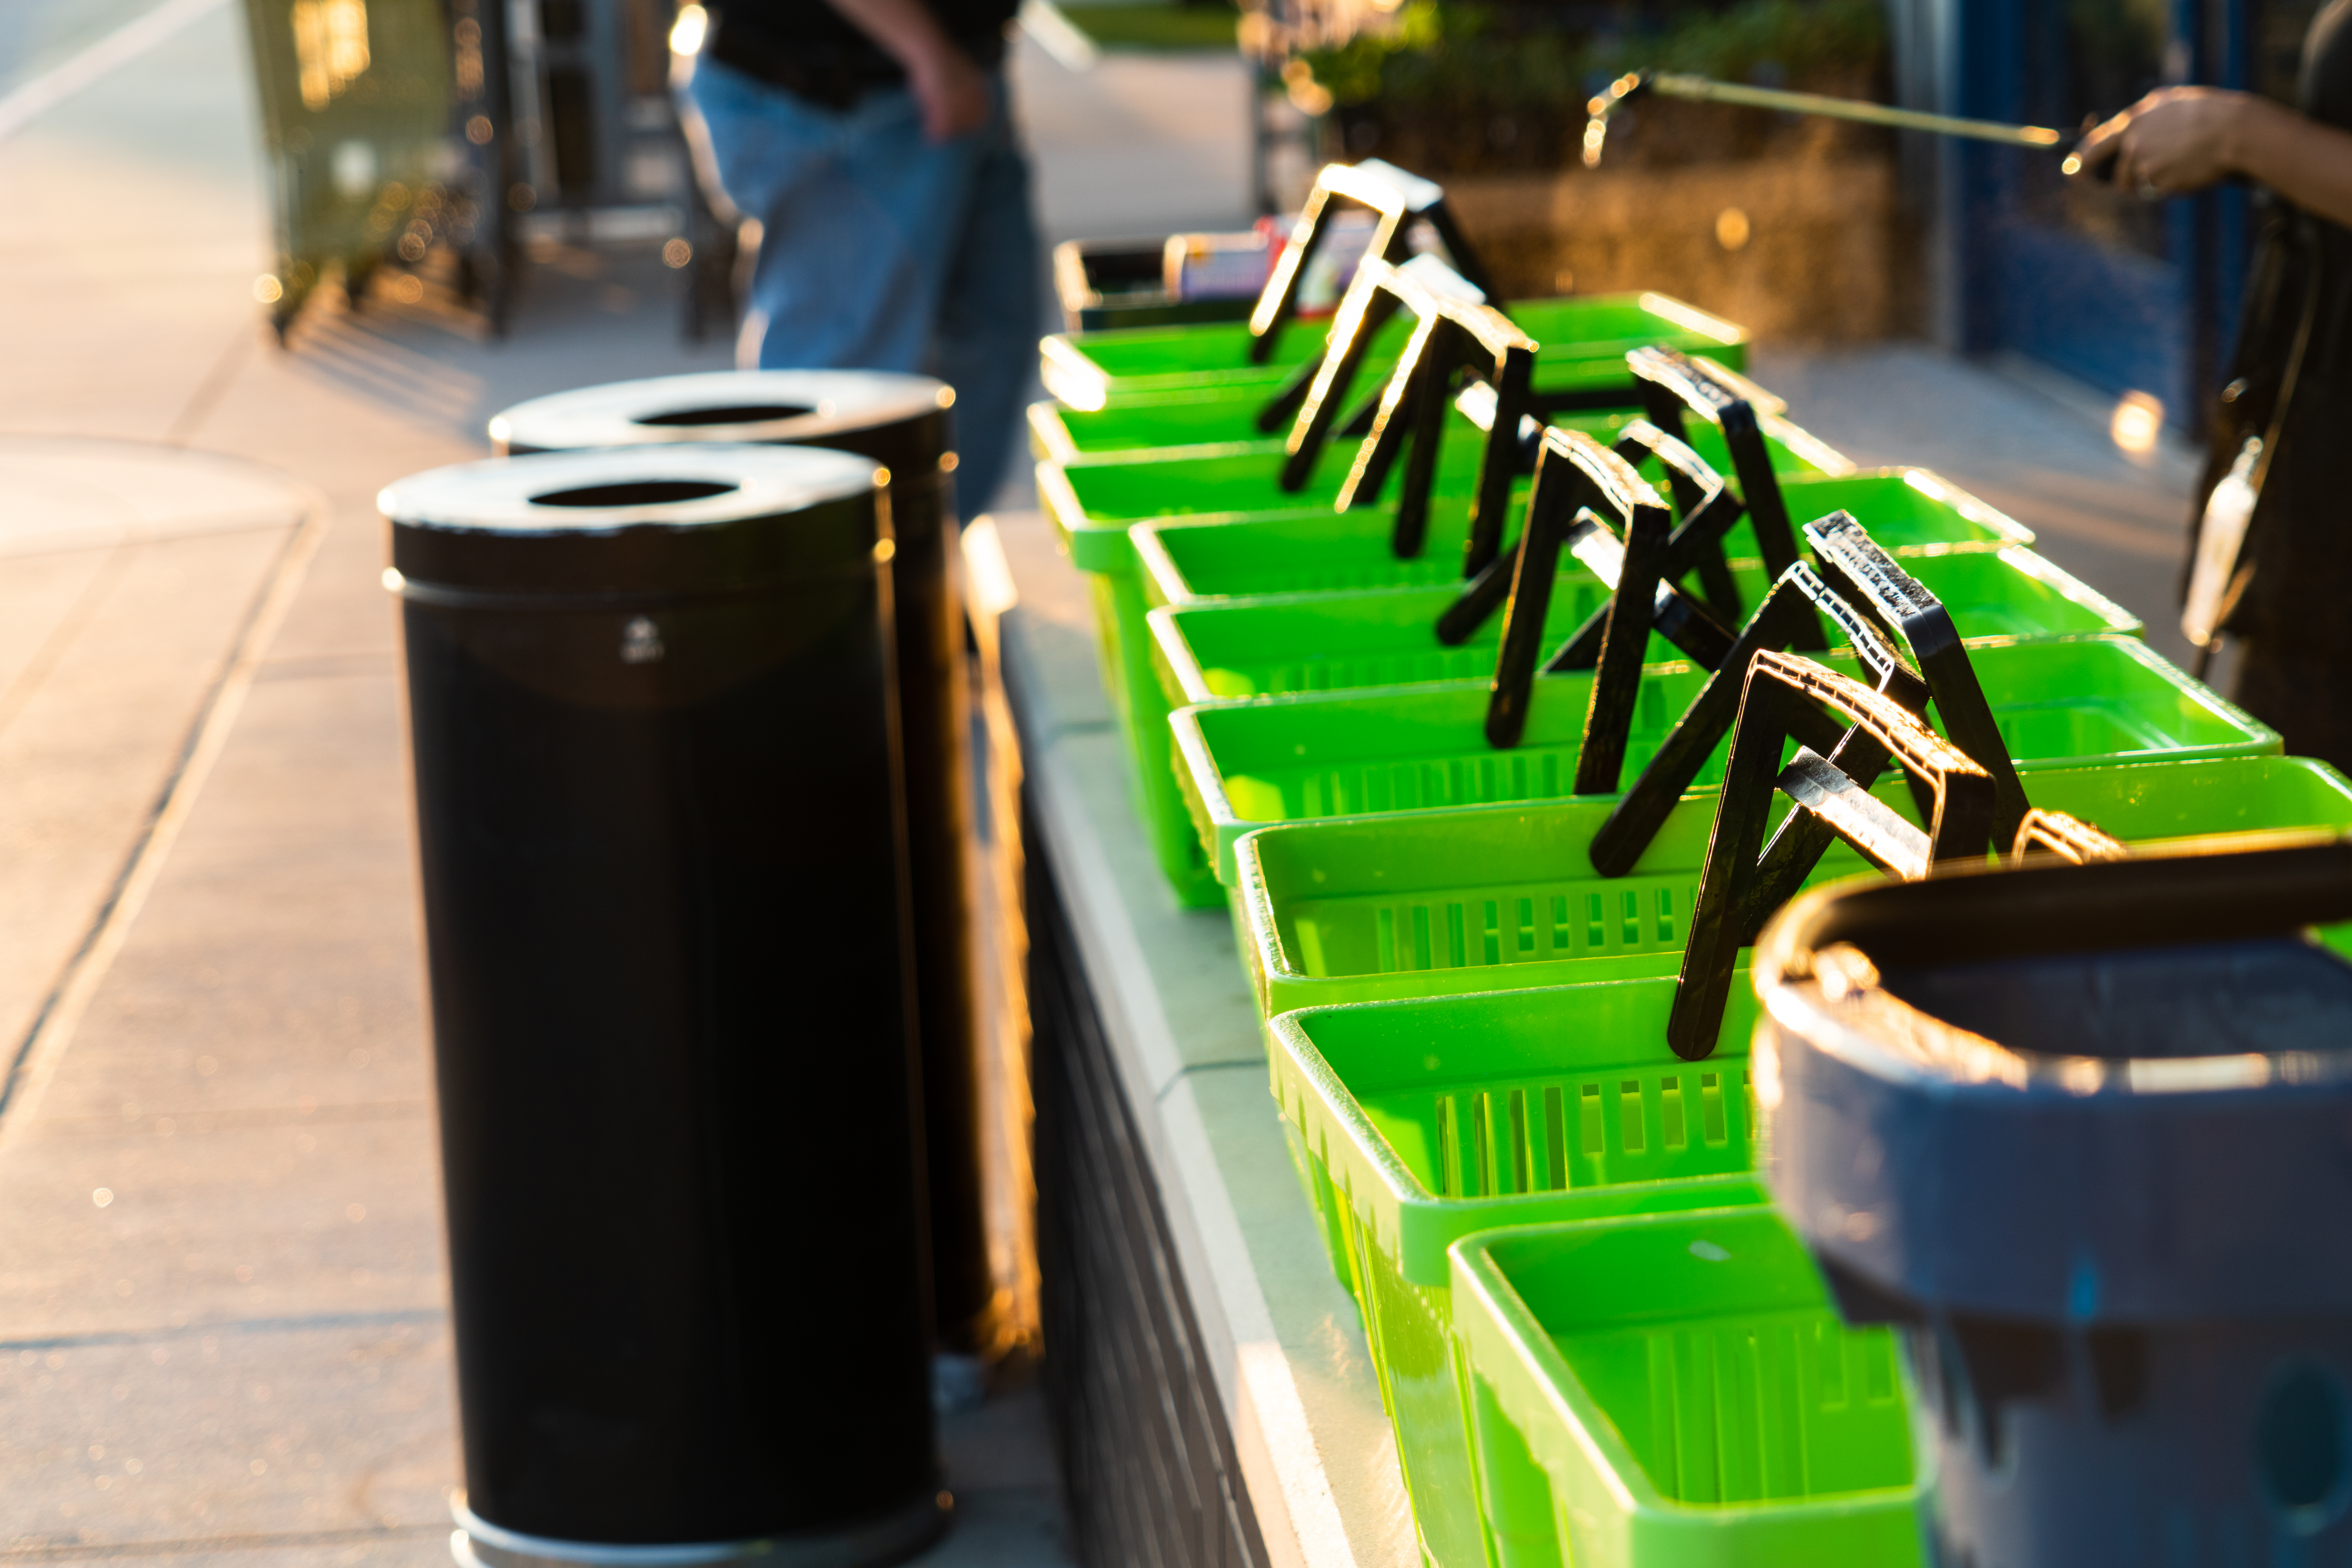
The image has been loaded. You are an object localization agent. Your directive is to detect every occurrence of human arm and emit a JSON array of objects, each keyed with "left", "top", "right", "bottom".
[
  {"left": 824, "top": 0, "right": 991, "bottom": 140},
  {"left": 2072, "top": 85, "right": 2352, "bottom": 228}
]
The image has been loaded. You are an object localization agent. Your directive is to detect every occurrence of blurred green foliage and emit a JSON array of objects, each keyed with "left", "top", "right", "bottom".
[
  {"left": 1062, "top": 1, "right": 1242, "bottom": 50},
  {"left": 1301, "top": 0, "right": 1887, "bottom": 172}
]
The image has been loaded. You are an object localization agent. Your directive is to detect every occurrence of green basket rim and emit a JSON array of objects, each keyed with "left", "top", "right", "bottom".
[
  {"left": 1145, "top": 546, "right": 2143, "bottom": 722},
  {"left": 1231, "top": 752, "right": 2341, "bottom": 1025},
  {"left": 1131, "top": 464, "right": 2035, "bottom": 612},
  {"left": 1265, "top": 996, "right": 1765, "bottom": 1285},
  {"left": 1448, "top": 1211, "right": 1936, "bottom": 1531},
  {"left": 1175, "top": 634, "right": 2281, "bottom": 886}
]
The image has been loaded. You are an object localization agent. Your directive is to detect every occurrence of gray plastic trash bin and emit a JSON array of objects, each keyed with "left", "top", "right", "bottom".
[{"left": 1755, "top": 843, "right": 2352, "bottom": 1568}]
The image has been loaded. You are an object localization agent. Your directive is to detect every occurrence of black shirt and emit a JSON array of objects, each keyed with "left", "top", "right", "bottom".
[
  {"left": 2225, "top": 0, "right": 2352, "bottom": 653},
  {"left": 2303, "top": 0, "right": 2352, "bottom": 125},
  {"left": 708, "top": 0, "right": 1019, "bottom": 87},
  {"left": 2299, "top": 0, "right": 2352, "bottom": 381}
]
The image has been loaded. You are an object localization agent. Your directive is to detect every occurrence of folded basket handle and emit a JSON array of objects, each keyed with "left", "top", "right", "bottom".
[
  {"left": 1609, "top": 416, "right": 1748, "bottom": 621},
  {"left": 1248, "top": 160, "right": 1486, "bottom": 366},
  {"left": 1627, "top": 345, "right": 1818, "bottom": 643},
  {"left": 1537, "top": 417, "right": 1747, "bottom": 668},
  {"left": 1327, "top": 261, "right": 1538, "bottom": 576},
  {"left": 1804, "top": 511, "right": 2030, "bottom": 845},
  {"left": 1468, "top": 430, "right": 1679, "bottom": 786},
  {"left": 1587, "top": 544, "right": 1930, "bottom": 878},
  {"left": 1724, "top": 742, "right": 2112, "bottom": 956},
  {"left": 1254, "top": 162, "right": 1496, "bottom": 431},
  {"left": 1668, "top": 651, "right": 1998, "bottom": 1060}
]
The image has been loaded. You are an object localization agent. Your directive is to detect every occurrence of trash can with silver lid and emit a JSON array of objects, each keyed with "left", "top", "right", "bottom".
[
  {"left": 381, "top": 444, "right": 946, "bottom": 1568},
  {"left": 1754, "top": 842, "right": 2352, "bottom": 1567},
  {"left": 488, "top": 372, "right": 991, "bottom": 1355}
]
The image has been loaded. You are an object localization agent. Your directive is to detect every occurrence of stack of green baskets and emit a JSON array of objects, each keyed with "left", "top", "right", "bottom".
[
  {"left": 1256, "top": 751, "right": 2352, "bottom": 1568},
  {"left": 1039, "top": 291, "right": 1747, "bottom": 430},
  {"left": 1041, "top": 281, "right": 1771, "bottom": 906},
  {"left": 1101, "top": 426, "right": 1888, "bottom": 904},
  {"left": 1032, "top": 192, "right": 2352, "bottom": 1566}
]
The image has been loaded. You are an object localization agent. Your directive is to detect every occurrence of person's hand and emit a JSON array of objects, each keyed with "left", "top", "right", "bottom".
[
  {"left": 906, "top": 39, "right": 991, "bottom": 142},
  {"left": 2072, "top": 86, "right": 2255, "bottom": 198}
]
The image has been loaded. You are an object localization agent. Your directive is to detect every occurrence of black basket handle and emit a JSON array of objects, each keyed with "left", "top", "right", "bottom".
[
  {"left": 1470, "top": 430, "right": 1681, "bottom": 783},
  {"left": 1609, "top": 416, "right": 1748, "bottom": 620},
  {"left": 1437, "top": 440, "right": 1741, "bottom": 684},
  {"left": 1248, "top": 161, "right": 1481, "bottom": 363},
  {"left": 1668, "top": 652, "right": 1999, "bottom": 1060},
  {"left": 1479, "top": 430, "right": 1665, "bottom": 751},
  {"left": 1327, "top": 260, "right": 1538, "bottom": 575},
  {"left": 1452, "top": 380, "right": 1546, "bottom": 476},
  {"left": 1260, "top": 267, "right": 1405, "bottom": 445},
  {"left": 1270, "top": 252, "right": 1488, "bottom": 484},
  {"left": 1803, "top": 511, "right": 2030, "bottom": 844},
  {"left": 1434, "top": 425, "right": 1663, "bottom": 644},
  {"left": 1540, "top": 418, "right": 1747, "bottom": 670},
  {"left": 1586, "top": 549, "right": 1930, "bottom": 878},
  {"left": 1252, "top": 160, "right": 1495, "bottom": 432},
  {"left": 1481, "top": 491, "right": 1581, "bottom": 749},
  {"left": 1330, "top": 260, "right": 1488, "bottom": 520},
  {"left": 1626, "top": 346, "right": 1817, "bottom": 643}
]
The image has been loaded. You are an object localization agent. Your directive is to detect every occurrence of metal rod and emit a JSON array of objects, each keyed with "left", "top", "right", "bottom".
[{"left": 1584, "top": 71, "right": 2073, "bottom": 168}]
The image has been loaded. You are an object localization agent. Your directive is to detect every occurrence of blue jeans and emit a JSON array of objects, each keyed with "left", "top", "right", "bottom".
[{"left": 682, "top": 56, "right": 1040, "bottom": 520}]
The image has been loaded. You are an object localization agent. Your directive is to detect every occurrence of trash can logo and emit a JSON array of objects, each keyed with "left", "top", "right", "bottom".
[{"left": 621, "top": 617, "right": 665, "bottom": 665}]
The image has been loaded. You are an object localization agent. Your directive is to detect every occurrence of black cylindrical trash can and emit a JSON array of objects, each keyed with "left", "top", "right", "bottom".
[
  {"left": 382, "top": 445, "right": 946, "bottom": 1568},
  {"left": 1753, "top": 846, "right": 2352, "bottom": 1567},
  {"left": 490, "top": 372, "right": 991, "bottom": 1354}
]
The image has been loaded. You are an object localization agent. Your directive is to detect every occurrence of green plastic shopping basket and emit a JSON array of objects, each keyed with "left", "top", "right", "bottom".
[
  {"left": 1069, "top": 414, "right": 1848, "bottom": 905},
  {"left": 1054, "top": 423, "right": 1523, "bottom": 906},
  {"left": 1043, "top": 290, "right": 1747, "bottom": 412},
  {"left": 1131, "top": 466, "right": 2024, "bottom": 614},
  {"left": 1234, "top": 752, "right": 2352, "bottom": 1020},
  {"left": 1139, "top": 541, "right": 2131, "bottom": 920},
  {"left": 1174, "top": 634, "right": 2279, "bottom": 888},
  {"left": 1149, "top": 544, "right": 2136, "bottom": 710},
  {"left": 1036, "top": 158, "right": 1442, "bottom": 413},
  {"left": 1450, "top": 1209, "right": 1929, "bottom": 1568},
  {"left": 1269, "top": 742, "right": 2352, "bottom": 1561},
  {"left": 1047, "top": 425, "right": 1495, "bottom": 905},
  {"left": 1047, "top": 272, "right": 1552, "bottom": 904},
  {"left": 1267, "top": 980, "right": 1769, "bottom": 1568},
  {"left": 1028, "top": 320, "right": 1817, "bottom": 466}
]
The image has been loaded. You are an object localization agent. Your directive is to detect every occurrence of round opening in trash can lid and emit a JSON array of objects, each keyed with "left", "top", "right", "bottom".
[
  {"left": 631, "top": 403, "right": 815, "bottom": 427},
  {"left": 531, "top": 478, "right": 740, "bottom": 508},
  {"left": 488, "top": 370, "right": 949, "bottom": 454},
  {"left": 379, "top": 445, "right": 880, "bottom": 536}
]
